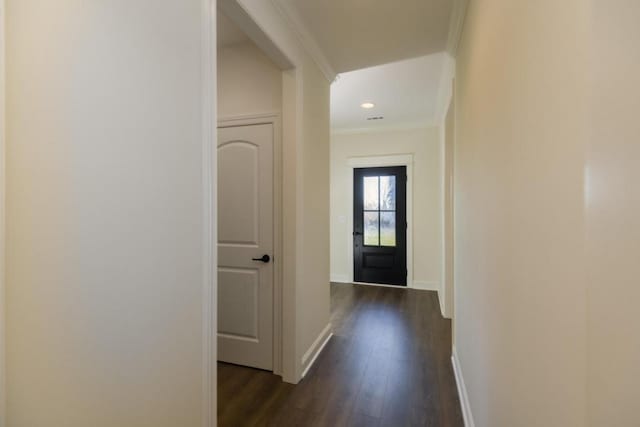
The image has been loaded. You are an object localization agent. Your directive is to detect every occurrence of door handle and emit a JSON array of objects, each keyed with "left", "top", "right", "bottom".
[
  {"left": 353, "top": 231, "right": 362, "bottom": 236},
  {"left": 252, "top": 254, "right": 271, "bottom": 263}
]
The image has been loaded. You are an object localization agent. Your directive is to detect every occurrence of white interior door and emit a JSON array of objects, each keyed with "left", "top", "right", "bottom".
[{"left": 217, "top": 123, "right": 274, "bottom": 370}]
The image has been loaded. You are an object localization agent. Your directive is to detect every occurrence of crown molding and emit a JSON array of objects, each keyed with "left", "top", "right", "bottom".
[
  {"left": 446, "top": 0, "right": 470, "bottom": 57},
  {"left": 437, "top": 0, "right": 467, "bottom": 123},
  {"left": 270, "top": 0, "right": 337, "bottom": 82}
]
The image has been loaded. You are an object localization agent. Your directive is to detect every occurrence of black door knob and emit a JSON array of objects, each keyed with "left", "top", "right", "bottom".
[
  {"left": 252, "top": 254, "right": 271, "bottom": 263},
  {"left": 353, "top": 231, "right": 363, "bottom": 236}
]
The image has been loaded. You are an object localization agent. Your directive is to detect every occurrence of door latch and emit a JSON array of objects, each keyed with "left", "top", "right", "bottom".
[{"left": 251, "top": 254, "right": 271, "bottom": 263}]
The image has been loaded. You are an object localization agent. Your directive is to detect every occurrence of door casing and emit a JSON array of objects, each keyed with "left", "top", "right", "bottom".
[{"left": 347, "top": 154, "right": 414, "bottom": 287}]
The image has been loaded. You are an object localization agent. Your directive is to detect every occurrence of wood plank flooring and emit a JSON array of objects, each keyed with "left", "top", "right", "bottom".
[{"left": 218, "top": 282, "right": 464, "bottom": 427}]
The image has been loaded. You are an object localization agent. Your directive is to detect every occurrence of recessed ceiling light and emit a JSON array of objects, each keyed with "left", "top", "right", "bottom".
[{"left": 361, "top": 102, "right": 375, "bottom": 109}]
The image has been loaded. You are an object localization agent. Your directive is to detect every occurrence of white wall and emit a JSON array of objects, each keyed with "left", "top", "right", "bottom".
[
  {"left": 587, "top": 1, "right": 640, "bottom": 425},
  {"left": 297, "top": 54, "right": 331, "bottom": 372},
  {"left": 449, "top": 1, "right": 640, "bottom": 425},
  {"left": 330, "top": 127, "right": 442, "bottom": 290},
  {"left": 217, "top": 41, "right": 282, "bottom": 117},
  {"left": 5, "top": 1, "right": 211, "bottom": 425},
  {"left": 454, "top": 0, "right": 588, "bottom": 426}
]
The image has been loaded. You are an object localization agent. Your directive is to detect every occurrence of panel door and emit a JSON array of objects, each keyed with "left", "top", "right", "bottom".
[
  {"left": 217, "top": 123, "right": 273, "bottom": 370},
  {"left": 354, "top": 166, "right": 407, "bottom": 286}
]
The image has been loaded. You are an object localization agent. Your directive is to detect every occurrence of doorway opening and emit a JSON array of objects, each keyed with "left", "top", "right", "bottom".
[
  {"left": 353, "top": 166, "right": 407, "bottom": 286},
  {"left": 216, "top": 5, "right": 294, "bottom": 380},
  {"left": 217, "top": 121, "right": 277, "bottom": 370},
  {"left": 329, "top": 57, "right": 447, "bottom": 294}
]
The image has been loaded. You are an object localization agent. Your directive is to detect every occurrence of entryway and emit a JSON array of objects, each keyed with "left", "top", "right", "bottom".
[
  {"left": 353, "top": 166, "right": 407, "bottom": 286},
  {"left": 216, "top": 5, "right": 291, "bottom": 376},
  {"left": 216, "top": 0, "right": 330, "bottom": 386}
]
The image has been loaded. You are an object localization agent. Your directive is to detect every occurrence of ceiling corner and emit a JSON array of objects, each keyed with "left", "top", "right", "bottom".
[
  {"left": 446, "top": 0, "right": 470, "bottom": 57},
  {"left": 270, "top": 0, "right": 337, "bottom": 83},
  {"left": 434, "top": 53, "right": 455, "bottom": 124}
]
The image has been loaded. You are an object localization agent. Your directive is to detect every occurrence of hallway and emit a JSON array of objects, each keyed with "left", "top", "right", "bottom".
[{"left": 218, "top": 283, "right": 463, "bottom": 426}]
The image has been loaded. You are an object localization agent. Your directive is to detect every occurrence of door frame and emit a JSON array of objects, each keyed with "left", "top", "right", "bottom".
[
  {"left": 0, "top": 0, "right": 5, "bottom": 423},
  {"left": 217, "top": 112, "right": 283, "bottom": 376},
  {"left": 347, "top": 154, "right": 414, "bottom": 288}
]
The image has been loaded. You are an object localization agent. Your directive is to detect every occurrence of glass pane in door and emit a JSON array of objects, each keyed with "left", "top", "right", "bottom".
[
  {"left": 364, "top": 211, "right": 379, "bottom": 246},
  {"left": 364, "top": 176, "right": 379, "bottom": 210},
  {"left": 380, "top": 212, "right": 396, "bottom": 247},
  {"left": 380, "top": 176, "right": 396, "bottom": 211}
]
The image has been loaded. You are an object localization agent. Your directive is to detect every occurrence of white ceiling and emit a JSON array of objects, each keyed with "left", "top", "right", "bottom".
[
  {"left": 218, "top": 4, "right": 452, "bottom": 133},
  {"left": 276, "top": 0, "right": 453, "bottom": 73},
  {"left": 217, "top": 11, "right": 249, "bottom": 48},
  {"left": 331, "top": 53, "right": 446, "bottom": 133}
]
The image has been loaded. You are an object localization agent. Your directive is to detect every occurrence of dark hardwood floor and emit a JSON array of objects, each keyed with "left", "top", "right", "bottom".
[{"left": 218, "top": 282, "right": 464, "bottom": 427}]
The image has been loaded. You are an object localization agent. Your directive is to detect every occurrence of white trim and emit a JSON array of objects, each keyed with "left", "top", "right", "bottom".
[
  {"left": 438, "top": 121, "right": 447, "bottom": 319},
  {"left": 446, "top": 0, "right": 470, "bottom": 57},
  {"left": 440, "top": 87, "right": 455, "bottom": 321},
  {"left": 330, "top": 275, "right": 349, "bottom": 283},
  {"left": 272, "top": 113, "right": 284, "bottom": 378},
  {"left": 300, "top": 323, "right": 333, "bottom": 378},
  {"left": 452, "top": 348, "right": 476, "bottom": 427},
  {"left": 201, "top": 1, "right": 216, "bottom": 427},
  {"left": 435, "top": 54, "right": 455, "bottom": 321},
  {"left": 270, "top": 0, "right": 337, "bottom": 82},
  {"left": 347, "top": 154, "right": 414, "bottom": 168},
  {"left": 439, "top": 288, "right": 446, "bottom": 318},
  {"left": 331, "top": 122, "right": 439, "bottom": 136},
  {"left": 216, "top": 113, "right": 285, "bottom": 378},
  {"left": 346, "top": 154, "right": 414, "bottom": 287},
  {"left": 217, "top": 112, "right": 280, "bottom": 127},
  {"left": 436, "top": 118, "right": 446, "bottom": 320},
  {"left": 280, "top": 68, "right": 301, "bottom": 384},
  {"left": 0, "top": 0, "right": 5, "bottom": 423},
  {"left": 218, "top": 111, "right": 282, "bottom": 124},
  {"left": 412, "top": 281, "right": 440, "bottom": 291}
]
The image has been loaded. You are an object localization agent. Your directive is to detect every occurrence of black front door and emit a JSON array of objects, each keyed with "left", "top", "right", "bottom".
[{"left": 353, "top": 166, "right": 407, "bottom": 286}]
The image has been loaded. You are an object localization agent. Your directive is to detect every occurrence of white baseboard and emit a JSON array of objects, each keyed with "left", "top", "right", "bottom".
[
  {"left": 300, "top": 323, "right": 332, "bottom": 379},
  {"left": 412, "top": 280, "right": 439, "bottom": 291},
  {"left": 438, "top": 290, "right": 448, "bottom": 319},
  {"left": 330, "top": 274, "right": 349, "bottom": 283},
  {"left": 452, "top": 348, "right": 475, "bottom": 427}
]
